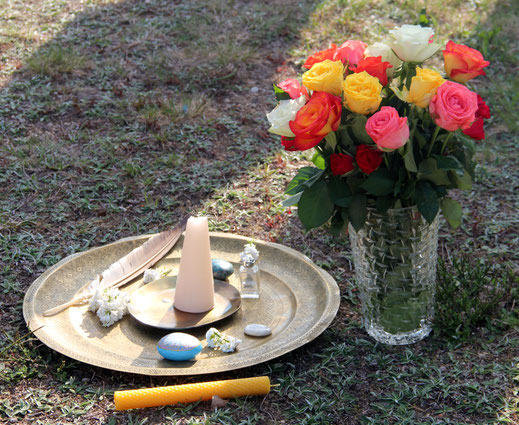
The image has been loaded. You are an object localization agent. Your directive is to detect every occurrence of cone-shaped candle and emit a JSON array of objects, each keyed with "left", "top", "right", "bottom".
[{"left": 174, "top": 216, "right": 215, "bottom": 313}]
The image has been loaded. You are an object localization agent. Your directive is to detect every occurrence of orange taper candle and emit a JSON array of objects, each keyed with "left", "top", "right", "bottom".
[{"left": 114, "top": 376, "right": 271, "bottom": 410}]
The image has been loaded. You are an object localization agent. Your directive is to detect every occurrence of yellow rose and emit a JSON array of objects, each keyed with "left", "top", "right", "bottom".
[
  {"left": 302, "top": 60, "right": 344, "bottom": 96},
  {"left": 405, "top": 68, "right": 445, "bottom": 108},
  {"left": 342, "top": 71, "right": 382, "bottom": 115}
]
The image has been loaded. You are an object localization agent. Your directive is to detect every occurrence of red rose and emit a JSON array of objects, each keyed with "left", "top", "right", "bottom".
[
  {"left": 278, "top": 78, "right": 309, "bottom": 100},
  {"left": 281, "top": 136, "right": 297, "bottom": 151},
  {"left": 356, "top": 144, "right": 383, "bottom": 174},
  {"left": 304, "top": 44, "right": 337, "bottom": 69},
  {"left": 443, "top": 40, "right": 490, "bottom": 83},
  {"left": 462, "top": 94, "right": 491, "bottom": 140},
  {"left": 461, "top": 117, "right": 485, "bottom": 140},
  {"left": 349, "top": 56, "right": 393, "bottom": 86},
  {"left": 285, "top": 91, "right": 342, "bottom": 151},
  {"left": 330, "top": 153, "right": 354, "bottom": 175}
]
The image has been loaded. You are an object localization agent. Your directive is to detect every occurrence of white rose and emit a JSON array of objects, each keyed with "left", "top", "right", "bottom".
[
  {"left": 364, "top": 42, "right": 402, "bottom": 76},
  {"left": 266, "top": 95, "right": 307, "bottom": 137},
  {"left": 389, "top": 25, "right": 442, "bottom": 63}
]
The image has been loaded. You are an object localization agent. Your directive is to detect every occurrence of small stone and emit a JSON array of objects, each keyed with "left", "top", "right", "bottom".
[
  {"left": 244, "top": 324, "right": 271, "bottom": 337},
  {"left": 250, "top": 86, "right": 259, "bottom": 93},
  {"left": 212, "top": 259, "right": 234, "bottom": 280}
]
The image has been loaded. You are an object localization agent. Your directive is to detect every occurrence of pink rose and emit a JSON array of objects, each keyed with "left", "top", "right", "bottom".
[
  {"left": 429, "top": 81, "right": 478, "bottom": 131},
  {"left": 365, "top": 106, "right": 409, "bottom": 150},
  {"left": 334, "top": 40, "right": 367, "bottom": 66},
  {"left": 278, "top": 78, "right": 309, "bottom": 100}
]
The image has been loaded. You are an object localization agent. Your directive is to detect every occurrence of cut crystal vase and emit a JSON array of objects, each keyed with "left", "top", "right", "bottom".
[{"left": 349, "top": 207, "right": 439, "bottom": 345}]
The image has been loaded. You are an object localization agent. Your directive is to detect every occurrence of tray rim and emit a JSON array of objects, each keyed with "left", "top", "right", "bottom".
[{"left": 23, "top": 232, "right": 340, "bottom": 376}]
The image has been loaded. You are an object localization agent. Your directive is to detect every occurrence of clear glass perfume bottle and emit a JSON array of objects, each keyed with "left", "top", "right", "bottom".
[{"left": 239, "top": 243, "right": 260, "bottom": 299}]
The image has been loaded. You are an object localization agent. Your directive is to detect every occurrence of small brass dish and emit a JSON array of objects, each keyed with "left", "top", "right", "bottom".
[{"left": 128, "top": 277, "right": 241, "bottom": 330}]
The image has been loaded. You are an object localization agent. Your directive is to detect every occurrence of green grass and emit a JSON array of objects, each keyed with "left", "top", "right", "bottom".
[{"left": 1, "top": 0, "right": 518, "bottom": 424}]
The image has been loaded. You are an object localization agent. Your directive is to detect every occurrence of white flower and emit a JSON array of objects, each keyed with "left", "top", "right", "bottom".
[
  {"left": 220, "top": 338, "right": 242, "bottom": 353},
  {"left": 364, "top": 42, "right": 402, "bottom": 76},
  {"left": 205, "top": 328, "right": 241, "bottom": 353},
  {"left": 97, "top": 306, "right": 123, "bottom": 327},
  {"left": 240, "top": 243, "right": 259, "bottom": 266},
  {"left": 266, "top": 95, "right": 307, "bottom": 137},
  {"left": 88, "top": 287, "right": 129, "bottom": 327},
  {"left": 389, "top": 25, "right": 442, "bottom": 63},
  {"left": 143, "top": 268, "right": 161, "bottom": 283},
  {"left": 206, "top": 328, "right": 220, "bottom": 348}
]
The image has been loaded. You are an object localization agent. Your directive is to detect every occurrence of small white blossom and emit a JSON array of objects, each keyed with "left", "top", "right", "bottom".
[
  {"left": 205, "top": 327, "right": 241, "bottom": 353},
  {"left": 88, "top": 287, "right": 129, "bottom": 327},
  {"left": 242, "top": 243, "right": 259, "bottom": 261},
  {"left": 143, "top": 268, "right": 161, "bottom": 283}
]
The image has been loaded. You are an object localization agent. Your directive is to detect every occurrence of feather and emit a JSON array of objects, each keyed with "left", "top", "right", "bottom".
[{"left": 42, "top": 218, "right": 188, "bottom": 317}]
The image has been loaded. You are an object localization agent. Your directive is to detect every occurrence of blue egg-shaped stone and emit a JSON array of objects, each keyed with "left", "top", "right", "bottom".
[
  {"left": 212, "top": 259, "right": 234, "bottom": 280},
  {"left": 157, "top": 332, "right": 202, "bottom": 361}
]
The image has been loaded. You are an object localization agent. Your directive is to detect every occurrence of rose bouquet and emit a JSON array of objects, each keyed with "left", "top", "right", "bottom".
[{"left": 267, "top": 25, "right": 490, "bottom": 233}]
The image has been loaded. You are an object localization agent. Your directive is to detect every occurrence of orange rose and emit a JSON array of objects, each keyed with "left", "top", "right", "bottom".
[
  {"left": 284, "top": 92, "right": 342, "bottom": 151},
  {"left": 303, "top": 44, "right": 337, "bottom": 69},
  {"left": 443, "top": 40, "right": 490, "bottom": 83}
]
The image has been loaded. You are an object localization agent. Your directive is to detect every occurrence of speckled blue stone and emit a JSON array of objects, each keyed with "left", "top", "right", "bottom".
[
  {"left": 212, "top": 259, "right": 234, "bottom": 280},
  {"left": 157, "top": 332, "right": 202, "bottom": 361}
]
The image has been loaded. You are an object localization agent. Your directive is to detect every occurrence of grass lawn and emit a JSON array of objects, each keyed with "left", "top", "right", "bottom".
[{"left": 1, "top": 0, "right": 518, "bottom": 423}]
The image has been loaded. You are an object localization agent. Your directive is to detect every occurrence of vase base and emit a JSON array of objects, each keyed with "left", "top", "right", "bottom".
[{"left": 364, "top": 322, "right": 432, "bottom": 345}]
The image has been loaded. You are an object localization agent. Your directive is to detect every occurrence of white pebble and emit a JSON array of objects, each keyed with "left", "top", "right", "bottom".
[
  {"left": 244, "top": 324, "right": 271, "bottom": 337},
  {"left": 250, "top": 87, "right": 259, "bottom": 93}
]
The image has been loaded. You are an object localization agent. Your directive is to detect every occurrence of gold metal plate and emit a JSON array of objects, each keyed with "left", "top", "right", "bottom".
[
  {"left": 23, "top": 233, "right": 340, "bottom": 376},
  {"left": 127, "top": 277, "right": 241, "bottom": 329}
]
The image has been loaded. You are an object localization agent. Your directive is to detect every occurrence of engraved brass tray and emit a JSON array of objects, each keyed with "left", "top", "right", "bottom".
[{"left": 23, "top": 233, "right": 340, "bottom": 376}]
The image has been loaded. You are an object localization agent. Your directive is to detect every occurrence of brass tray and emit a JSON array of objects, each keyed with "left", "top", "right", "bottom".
[
  {"left": 23, "top": 233, "right": 340, "bottom": 376},
  {"left": 127, "top": 277, "right": 242, "bottom": 330}
]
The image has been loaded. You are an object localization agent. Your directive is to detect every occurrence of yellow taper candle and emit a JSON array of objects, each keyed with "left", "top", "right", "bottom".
[{"left": 114, "top": 376, "right": 271, "bottom": 410}]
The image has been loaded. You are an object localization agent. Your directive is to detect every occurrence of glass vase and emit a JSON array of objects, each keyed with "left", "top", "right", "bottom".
[{"left": 348, "top": 207, "right": 439, "bottom": 345}]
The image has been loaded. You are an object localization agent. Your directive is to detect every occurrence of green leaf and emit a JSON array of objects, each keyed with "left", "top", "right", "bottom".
[
  {"left": 330, "top": 209, "right": 348, "bottom": 236},
  {"left": 418, "top": 158, "right": 451, "bottom": 185},
  {"left": 360, "top": 168, "right": 395, "bottom": 196},
  {"left": 449, "top": 169, "right": 472, "bottom": 190},
  {"left": 324, "top": 132, "right": 337, "bottom": 151},
  {"left": 415, "top": 131, "right": 427, "bottom": 150},
  {"left": 455, "top": 131, "right": 476, "bottom": 157},
  {"left": 403, "top": 140, "right": 418, "bottom": 172},
  {"left": 401, "top": 179, "right": 416, "bottom": 200},
  {"left": 297, "top": 180, "right": 335, "bottom": 230},
  {"left": 376, "top": 196, "right": 394, "bottom": 213},
  {"left": 285, "top": 167, "right": 323, "bottom": 195},
  {"left": 432, "top": 154, "right": 463, "bottom": 171},
  {"left": 282, "top": 192, "right": 302, "bottom": 207},
  {"left": 311, "top": 152, "right": 326, "bottom": 170},
  {"left": 328, "top": 177, "right": 352, "bottom": 207},
  {"left": 441, "top": 197, "right": 462, "bottom": 229},
  {"left": 351, "top": 115, "right": 372, "bottom": 144},
  {"left": 415, "top": 181, "right": 439, "bottom": 223},
  {"left": 349, "top": 193, "right": 367, "bottom": 231},
  {"left": 273, "top": 84, "right": 291, "bottom": 101}
]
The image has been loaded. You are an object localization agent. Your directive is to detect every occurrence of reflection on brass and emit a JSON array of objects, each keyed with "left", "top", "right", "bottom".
[
  {"left": 23, "top": 233, "right": 340, "bottom": 376},
  {"left": 128, "top": 277, "right": 241, "bottom": 330}
]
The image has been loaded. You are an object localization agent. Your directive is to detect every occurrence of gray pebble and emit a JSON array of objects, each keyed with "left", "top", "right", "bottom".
[{"left": 244, "top": 323, "right": 271, "bottom": 337}]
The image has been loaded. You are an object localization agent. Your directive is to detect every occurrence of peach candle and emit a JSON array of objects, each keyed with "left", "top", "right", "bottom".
[
  {"left": 174, "top": 216, "right": 215, "bottom": 313},
  {"left": 114, "top": 376, "right": 271, "bottom": 410}
]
